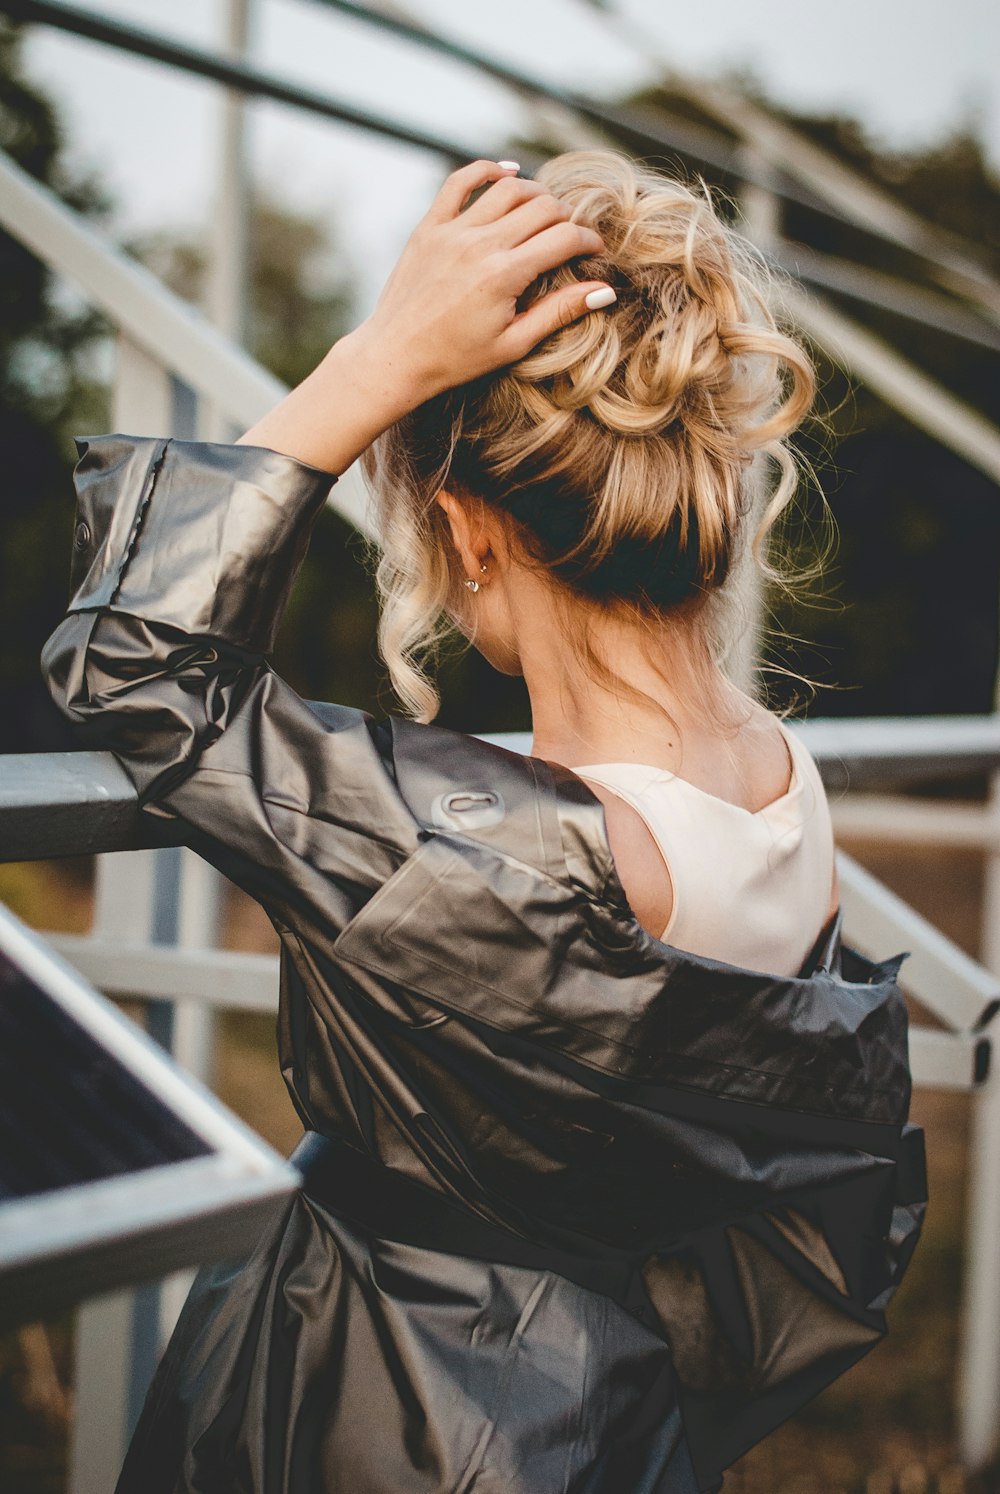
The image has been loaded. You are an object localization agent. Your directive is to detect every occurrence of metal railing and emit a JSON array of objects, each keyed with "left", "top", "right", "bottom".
[
  {"left": 6, "top": 740, "right": 1000, "bottom": 1079},
  {"left": 1, "top": 0, "right": 1000, "bottom": 1479}
]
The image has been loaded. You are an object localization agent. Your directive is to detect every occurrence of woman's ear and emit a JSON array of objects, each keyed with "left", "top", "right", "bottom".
[{"left": 435, "top": 488, "right": 488, "bottom": 576}]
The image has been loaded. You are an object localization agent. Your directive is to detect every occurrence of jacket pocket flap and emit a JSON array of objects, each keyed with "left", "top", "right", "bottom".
[
  {"left": 331, "top": 831, "right": 671, "bottom": 1066},
  {"left": 331, "top": 831, "right": 913, "bottom": 1119}
]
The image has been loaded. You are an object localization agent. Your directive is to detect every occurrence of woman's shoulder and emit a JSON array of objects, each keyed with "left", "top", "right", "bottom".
[
  {"left": 717, "top": 700, "right": 807, "bottom": 812},
  {"left": 386, "top": 714, "right": 617, "bottom": 898}
]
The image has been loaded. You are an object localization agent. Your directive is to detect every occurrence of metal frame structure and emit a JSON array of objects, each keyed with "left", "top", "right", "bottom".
[
  {"left": 0, "top": 901, "right": 300, "bottom": 1327},
  {"left": 0, "top": 0, "right": 999, "bottom": 1480}
]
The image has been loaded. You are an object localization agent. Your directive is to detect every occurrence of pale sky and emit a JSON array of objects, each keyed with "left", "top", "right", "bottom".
[{"left": 19, "top": 0, "right": 1000, "bottom": 317}]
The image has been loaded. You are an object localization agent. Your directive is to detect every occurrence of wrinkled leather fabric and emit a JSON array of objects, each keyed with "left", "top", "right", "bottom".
[{"left": 42, "top": 435, "right": 927, "bottom": 1494}]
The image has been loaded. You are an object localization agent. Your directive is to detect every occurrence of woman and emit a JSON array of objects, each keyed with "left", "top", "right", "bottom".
[{"left": 43, "top": 151, "right": 925, "bottom": 1493}]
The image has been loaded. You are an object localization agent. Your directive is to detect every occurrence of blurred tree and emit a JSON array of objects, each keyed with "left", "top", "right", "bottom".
[
  {"left": 612, "top": 78, "right": 1000, "bottom": 725},
  {"left": 0, "top": 18, "right": 111, "bottom": 753},
  {"left": 132, "top": 199, "right": 353, "bottom": 392},
  {"left": 130, "top": 204, "right": 384, "bottom": 717}
]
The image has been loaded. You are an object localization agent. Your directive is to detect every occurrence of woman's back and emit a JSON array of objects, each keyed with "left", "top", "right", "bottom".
[{"left": 573, "top": 714, "right": 837, "bottom": 976}]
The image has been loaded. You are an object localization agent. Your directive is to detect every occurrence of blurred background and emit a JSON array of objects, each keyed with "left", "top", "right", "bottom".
[{"left": 0, "top": 1, "right": 998, "bottom": 1490}]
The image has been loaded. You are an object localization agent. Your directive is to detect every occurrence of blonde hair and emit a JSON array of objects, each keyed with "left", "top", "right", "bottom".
[{"left": 362, "top": 149, "right": 818, "bottom": 724}]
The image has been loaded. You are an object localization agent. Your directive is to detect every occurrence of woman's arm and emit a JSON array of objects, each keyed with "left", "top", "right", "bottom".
[
  {"left": 235, "top": 158, "right": 613, "bottom": 474},
  {"left": 40, "top": 160, "right": 614, "bottom": 935}
]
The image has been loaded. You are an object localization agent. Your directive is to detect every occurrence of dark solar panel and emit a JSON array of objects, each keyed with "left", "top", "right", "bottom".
[{"left": 0, "top": 950, "right": 210, "bottom": 1201}]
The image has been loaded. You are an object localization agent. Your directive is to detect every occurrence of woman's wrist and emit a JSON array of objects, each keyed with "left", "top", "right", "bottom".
[
  {"left": 236, "top": 322, "right": 430, "bottom": 476},
  {"left": 329, "top": 319, "right": 436, "bottom": 428}
]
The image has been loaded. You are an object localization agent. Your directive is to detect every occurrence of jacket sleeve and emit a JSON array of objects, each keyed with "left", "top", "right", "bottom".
[{"left": 41, "top": 434, "right": 421, "bottom": 934}]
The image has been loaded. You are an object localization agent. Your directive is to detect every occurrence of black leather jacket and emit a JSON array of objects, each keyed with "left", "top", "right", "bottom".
[{"left": 42, "top": 435, "right": 926, "bottom": 1494}]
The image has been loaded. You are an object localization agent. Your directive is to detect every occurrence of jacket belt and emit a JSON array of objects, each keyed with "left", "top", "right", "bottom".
[{"left": 289, "top": 1129, "right": 660, "bottom": 1330}]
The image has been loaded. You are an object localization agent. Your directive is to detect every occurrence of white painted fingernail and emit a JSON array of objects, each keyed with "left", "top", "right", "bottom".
[
  {"left": 585, "top": 286, "right": 617, "bottom": 310},
  {"left": 497, "top": 160, "right": 520, "bottom": 171}
]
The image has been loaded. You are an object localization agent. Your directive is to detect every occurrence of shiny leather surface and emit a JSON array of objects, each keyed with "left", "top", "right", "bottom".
[{"left": 42, "top": 435, "right": 927, "bottom": 1494}]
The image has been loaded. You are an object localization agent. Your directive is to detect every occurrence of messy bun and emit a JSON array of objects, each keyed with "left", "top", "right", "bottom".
[{"left": 363, "top": 149, "right": 817, "bottom": 723}]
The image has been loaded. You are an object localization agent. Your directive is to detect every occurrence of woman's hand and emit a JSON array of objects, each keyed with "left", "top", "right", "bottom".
[
  {"left": 237, "top": 160, "right": 615, "bottom": 476},
  {"left": 358, "top": 158, "right": 613, "bottom": 400}
]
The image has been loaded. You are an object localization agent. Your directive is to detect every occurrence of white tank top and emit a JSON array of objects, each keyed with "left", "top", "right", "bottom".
[{"left": 576, "top": 719, "right": 835, "bottom": 977}]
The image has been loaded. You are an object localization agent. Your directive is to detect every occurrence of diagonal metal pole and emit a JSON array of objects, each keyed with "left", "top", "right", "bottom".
[
  {"left": 0, "top": 0, "right": 474, "bottom": 161},
  {"left": 570, "top": 0, "right": 1000, "bottom": 321}
]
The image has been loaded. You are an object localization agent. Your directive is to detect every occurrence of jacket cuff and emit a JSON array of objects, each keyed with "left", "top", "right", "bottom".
[{"left": 66, "top": 434, "right": 339, "bottom": 654}]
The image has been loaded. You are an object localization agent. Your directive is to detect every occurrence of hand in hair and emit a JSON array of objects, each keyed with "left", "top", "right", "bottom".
[
  {"left": 365, "top": 159, "right": 615, "bottom": 394},
  {"left": 237, "top": 160, "right": 615, "bottom": 476}
]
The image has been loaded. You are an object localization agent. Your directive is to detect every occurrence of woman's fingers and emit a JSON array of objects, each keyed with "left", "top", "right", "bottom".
[
  {"left": 502, "top": 281, "right": 617, "bottom": 361},
  {"left": 507, "top": 221, "right": 606, "bottom": 288},
  {"left": 360, "top": 159, "right": 614, "bottom": 399},
  {"left": 426, "top": 159, "right": 520, "bottom": 222},
  {"left": 427, "top": 161, "right": 605, "bottom": 267},
  {"left": 461, "top": 175, "right": 549, "bottom": 225},
  {"left": 481, "top": 191, "right": 575, "bottom": 247}
]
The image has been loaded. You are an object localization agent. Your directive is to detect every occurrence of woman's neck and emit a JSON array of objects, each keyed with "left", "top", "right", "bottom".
[{"left": 521, "top": 599, "right": 747, "bottom": 771}]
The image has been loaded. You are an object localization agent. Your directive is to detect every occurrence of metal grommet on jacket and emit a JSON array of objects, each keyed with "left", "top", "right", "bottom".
[{"left": 431, "top": 788, "right": 506, "bottom": 831}]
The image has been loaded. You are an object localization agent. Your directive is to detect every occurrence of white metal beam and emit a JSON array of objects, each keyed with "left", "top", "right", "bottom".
[
  {"left": 45, "top": 936, "right": 280, "bottom": 1012},
  {"left": 958, "top": 1050, "right": 1000, "bottom": 1465},
  {"left": 199, "top": 0, "right": 252, "bottom": 445},
  {"left": 909, "top": 1027, "right": 988, "bottom": 1091},
  {"left": 779, "top": 283, "right": 1000, "bottom": 488},
  {"left": 68, "top": 1290, "right": 135, "bottom": 1494},
  {"left": 829, "top": 795, "right": 999, "bottom": 850},
  {"left": 837, "top": 850, "right": 999, "bottom": 1032},
  {"left": 69, "top": 845, "right": 160, "bottom": 1494},
  {"left": 0, "top": 148, "right": 371, "bottom": 533},
  {"left": 956, "top": 673, "right": 1000, "bottom": 1464},
  {"left": 113, "top": 335, "right": 173, "bottom": 435},
  {"left": 795, "top": 714, "right": 1000, "bottom": 770}
]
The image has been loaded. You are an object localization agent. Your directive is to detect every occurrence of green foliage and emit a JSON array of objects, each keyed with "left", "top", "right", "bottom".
[
  {"left": 131, "top": 197, "right": 353, "bottom": 390},
  {"left": 0, "top": 21, "right": 111, "bottom": 749}
]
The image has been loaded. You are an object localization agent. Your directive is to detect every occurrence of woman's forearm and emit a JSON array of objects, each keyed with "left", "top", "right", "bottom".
[{"left": 235, "top": 325, "right": 425, "bottom": 476}]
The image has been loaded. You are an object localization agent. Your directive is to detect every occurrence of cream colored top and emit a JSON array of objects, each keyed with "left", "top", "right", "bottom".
[{"left": 576, "top": 719, "right": 836, "bottom": 977}]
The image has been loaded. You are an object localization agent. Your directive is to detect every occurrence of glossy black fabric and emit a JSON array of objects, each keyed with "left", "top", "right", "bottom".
[{"left": 42, "top": 435, "right": 927, "bottom": 1494}]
